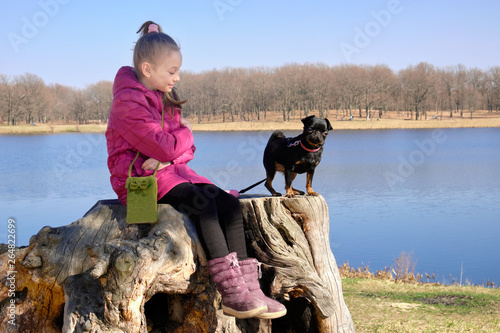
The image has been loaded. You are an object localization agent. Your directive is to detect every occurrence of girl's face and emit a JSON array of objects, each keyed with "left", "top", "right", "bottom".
[{"left": 141, "top": 50, "right": 182, "bottom": 93}]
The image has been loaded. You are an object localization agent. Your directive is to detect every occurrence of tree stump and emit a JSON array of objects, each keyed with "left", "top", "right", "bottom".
[{"left": 0, "top": 196, "right": 354, "bottom": 332}]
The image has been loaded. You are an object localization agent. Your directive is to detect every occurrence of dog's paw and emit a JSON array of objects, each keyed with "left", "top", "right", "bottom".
[
  {"left": 272, "top": 192, "right": 282, "bottom": 197},
  {"left": 307, "top": 191, "right": 319, "bottom": 196}
]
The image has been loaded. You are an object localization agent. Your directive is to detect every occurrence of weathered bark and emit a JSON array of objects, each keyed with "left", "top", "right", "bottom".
[
  {"left": 0, "top": 196, "right": 354, "bottom": 332},
  {"left": 241, "top": 196, "right": 354, "bottom": 332}
]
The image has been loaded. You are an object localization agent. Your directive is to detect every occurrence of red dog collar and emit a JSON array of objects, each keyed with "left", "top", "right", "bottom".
[
  {"left": 287, "top": 138, "right": 322, "bottom": 152},
  {"left": 300, "top": 140, "right": 321, "bottom": 152}
]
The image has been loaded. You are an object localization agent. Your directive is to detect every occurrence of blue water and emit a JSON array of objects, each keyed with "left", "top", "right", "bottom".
[{"left": 1, "top": 128, "right": 499, "bottom": 286}]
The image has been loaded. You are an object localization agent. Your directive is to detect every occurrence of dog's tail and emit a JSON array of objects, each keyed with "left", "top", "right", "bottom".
[
  {"left": 268, "top": 130, "right": 286, "bottom": 144},
  {"left": 239, "top": 178, "right": 266, "bottom": 194}
]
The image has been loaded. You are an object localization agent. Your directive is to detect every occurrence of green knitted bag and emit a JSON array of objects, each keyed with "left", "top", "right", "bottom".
[
  {"left": 125, "top": 110, "right": 163, "bottom": 224},
  {"left": 125, "top": 154, "right": 159, "bottom": 224}
]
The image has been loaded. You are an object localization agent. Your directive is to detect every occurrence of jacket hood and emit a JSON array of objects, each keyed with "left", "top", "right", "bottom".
[
  {"left": 112, "top": 66, "right": 163, "bottom": 112},
  {"left": 113, "top": 66, "right": 157, "bottom": 96}
]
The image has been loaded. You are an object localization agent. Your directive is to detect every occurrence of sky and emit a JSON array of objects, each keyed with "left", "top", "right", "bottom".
[{"left": 1, "top": 0, "right": 499, "bottom": 88}]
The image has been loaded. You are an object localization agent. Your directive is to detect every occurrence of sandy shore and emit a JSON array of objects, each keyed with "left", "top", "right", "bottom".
[
  {"left": 1, "top": 114, "right": 500, "bottom": 134},
  {"left": 190, "top": 116, "right": 500, "bottom": 131}
]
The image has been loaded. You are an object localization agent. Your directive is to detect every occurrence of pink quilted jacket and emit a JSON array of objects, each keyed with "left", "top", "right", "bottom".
[{"left": 106, "top": 66, "right": 212, "bottom": 205}]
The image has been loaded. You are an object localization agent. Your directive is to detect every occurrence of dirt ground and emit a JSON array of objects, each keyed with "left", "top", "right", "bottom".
[
  {"left": 1, "top": 110, "right": 499, "bottom": 134},
  {"left": 187, "top": 109, "right": 500, "bottom": 131}
]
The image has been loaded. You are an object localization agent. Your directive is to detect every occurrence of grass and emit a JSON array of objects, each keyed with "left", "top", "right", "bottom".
[
  {"left": 342, "top": 277, "right": 500, "bottom": 332},
  {"left": 340, "top": 253, "right": 500, "bottom": 332}
]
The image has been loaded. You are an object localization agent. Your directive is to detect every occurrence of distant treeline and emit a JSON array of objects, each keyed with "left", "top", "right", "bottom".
[{"left": 1, "top": 62, "right": 500, "bottom": 125}]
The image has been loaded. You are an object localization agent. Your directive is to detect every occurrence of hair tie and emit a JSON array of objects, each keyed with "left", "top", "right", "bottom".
[{"left": 148, "top": 24, "right": 159, "bottom": 33}]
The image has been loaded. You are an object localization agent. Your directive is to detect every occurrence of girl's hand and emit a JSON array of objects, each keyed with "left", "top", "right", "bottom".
[
  {"left": 180, "top": 117, "right": 192, "bottom": 132},
  {"left": 142, "top": 158, "right": 171, "bottom": 171}
]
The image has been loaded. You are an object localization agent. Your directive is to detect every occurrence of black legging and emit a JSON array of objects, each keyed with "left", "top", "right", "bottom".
[{"left": 158, "top": 182, "right": 248, "bottom": 261}]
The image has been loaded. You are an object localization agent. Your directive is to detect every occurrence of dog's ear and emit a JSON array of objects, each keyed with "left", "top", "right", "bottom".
[
  {"left": 325, "top": 118, "right": 333, "bottom": 131},
  {"left": 302, "top": 115, "right": 316, "bottom": 126}
]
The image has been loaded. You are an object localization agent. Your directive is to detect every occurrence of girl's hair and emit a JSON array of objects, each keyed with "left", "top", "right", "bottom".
[{"left": 134, "top": 21, "right": 186, "bottom": 108}]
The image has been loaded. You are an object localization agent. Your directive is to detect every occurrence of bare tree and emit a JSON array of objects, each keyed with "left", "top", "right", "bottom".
[
  {"left": 0, "top": 74, "right": 20, "bottom": 125},
  {"left": 1, "top": 63, "right": 497, "bottom": 125},
  {"left": 488, "top": 67, "right": 500, "bottom": 112},
  {"left": 225, "top": 68, "right": 246, "bottom": 122},
  {"left": 437, "top": 67, "right": 455, "bottom": 118},
  {"left": 453, "top": 64, "right": 467, "bottom": 117},
  {"left": 307, "top": 63, "right": 331, "bottom": 119},
  {"left": 69, "top": 89, "right": 88, "bottom": 124},
  {"left": 49, "top": 83, "right": 77, "bottom": 122},
  {"left": 333, "top": 64, "right": 364, "bottom": 119},
  {"left": 86, "top": 81, "right": 113, "bottom": 122},
  {"left": 249, "top": 67, "right": 274, "bottom": 120},
  {"left": 12, "top": 73, "right": 47, "bottom": 124},
  {"left": 274, "top": 64, "right": 301, "bottom": 121},
  {"left": 465, "top": 68, "right": 485, "bottom": 119},
  {"left": 398, "top": 62, "right": 435, "bottom": 120},
  {"left": 362, "top": 65, "right": 397, "bottom": 120},
  {"left": 176, "top": 71, "right": 203, "bottom": 122}
]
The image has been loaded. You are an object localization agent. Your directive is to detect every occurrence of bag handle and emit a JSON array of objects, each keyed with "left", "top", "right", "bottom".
[{"left": 128, "top": 108, "right": 164, "bottom": 178}]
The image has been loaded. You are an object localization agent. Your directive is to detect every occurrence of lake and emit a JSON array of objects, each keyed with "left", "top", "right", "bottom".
[{"left": 1, "top": 127, "right": 499, "bottom": 286}]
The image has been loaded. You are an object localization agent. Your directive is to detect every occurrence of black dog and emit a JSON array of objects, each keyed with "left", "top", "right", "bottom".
[{"left": 263, "top": 115, "right": 332, "bottom": 198}]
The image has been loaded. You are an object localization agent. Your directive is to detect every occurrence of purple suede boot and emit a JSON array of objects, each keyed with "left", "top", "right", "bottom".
[
  {"left": 239, "top": 258, "right": 287, "bottom": 319},
  {"left": 207, "top": 253, "right": 268, "bottom": 319}
]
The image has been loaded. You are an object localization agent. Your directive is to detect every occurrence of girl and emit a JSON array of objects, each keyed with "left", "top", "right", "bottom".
[{"left": 105, "top": 21, "right": 285, "bottom": 320}]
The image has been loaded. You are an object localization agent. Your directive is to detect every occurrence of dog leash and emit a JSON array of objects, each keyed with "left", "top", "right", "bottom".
[{"left": 239, "top": 178, "right": 266, "bottom": 194}]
